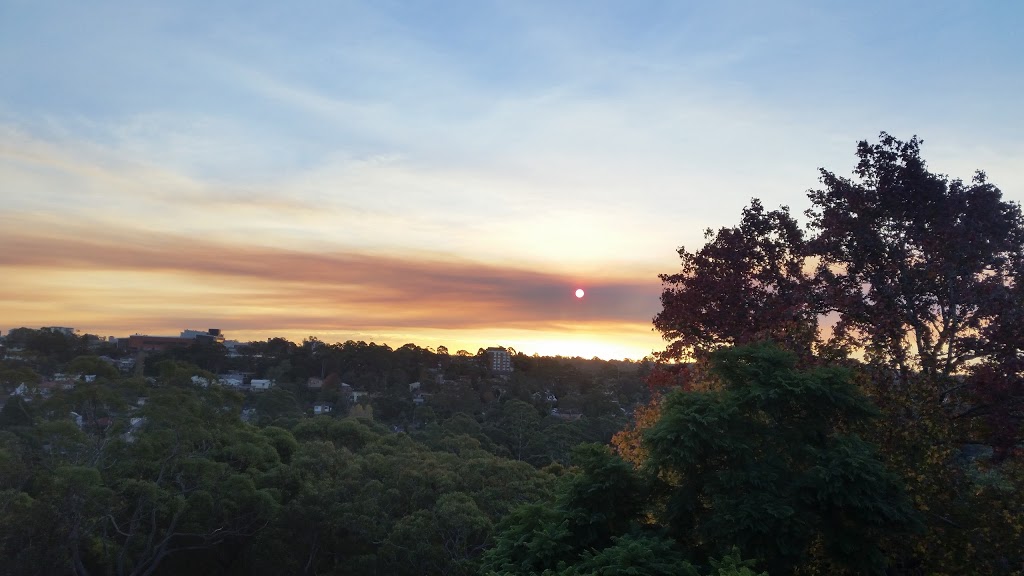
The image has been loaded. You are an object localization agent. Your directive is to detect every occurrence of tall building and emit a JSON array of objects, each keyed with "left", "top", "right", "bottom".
[{"left": 486, "top": 347, "right": 513, "bottom": 374}]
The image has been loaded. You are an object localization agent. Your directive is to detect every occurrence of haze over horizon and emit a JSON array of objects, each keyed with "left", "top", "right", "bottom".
[{"left": 2, "top": 1, "right": 1023, "bottom": 360}]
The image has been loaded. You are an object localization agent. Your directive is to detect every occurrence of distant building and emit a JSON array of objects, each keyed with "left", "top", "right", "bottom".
[
  {"left": 124, "top": 329, "right": 225, "bottom": 352},
  {"left": 14, "top": 381, "right": 63, "bottom": 400},
  {"left": 486, "top": 347, "right": 513, "bottom": 374},
  {"left": 42, "top": 326, "right": 78, "bottom": 336},
  {"left": 125, "top": 334, "right": 193, "bottom": 352},
  {"left": 250, "top": 379, "right": 274, "bottom": 391},
  {"left": 218, "top": 374, "right": 245, "bottom": 387},
  {"left": 223, "top": 340, "right": 244, "bottom": 357},
  {"left": 550, "top": 408, "right": 583, "bottom": 421},
  {"left": 180, "top": 328, "right": 225, "bottom": 344}
]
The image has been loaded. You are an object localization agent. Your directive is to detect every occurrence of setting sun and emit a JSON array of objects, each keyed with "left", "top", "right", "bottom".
[{"left": 575, "top": 288, "right": 585, "bottom": 298}]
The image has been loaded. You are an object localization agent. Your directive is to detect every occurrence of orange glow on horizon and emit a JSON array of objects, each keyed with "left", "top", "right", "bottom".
[{"left": 0, "top": 215, "right": 666, "bottom": 361}]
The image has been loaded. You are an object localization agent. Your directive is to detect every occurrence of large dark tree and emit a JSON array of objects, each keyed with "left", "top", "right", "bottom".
[
  {"left": 654, "top": 199, "right": 816, "bottom": 362},
  {"left": 649, "top": 133, "right": 1024, "bottom": 572},
  {"left": 807, "top": 133, "right": 1024, "bottom": 379},
  {"left": 656, "top": 133, "right": 1024, "bottom": 439},
  {"left": 806, "top": 133, "right": 1024, "bottom": 462}
]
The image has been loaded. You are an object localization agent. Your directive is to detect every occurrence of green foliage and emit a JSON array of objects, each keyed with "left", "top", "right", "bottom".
[
  {"left": 0, "top": 370, "right": 563, "bottom": 575},
  {"left": 481, "top": 502, "right": 574, "bottom": 574},
  {"left": 487, "top": 344, "right": 916, "bottom": 576},
  {"left": 253, "top": 386, "right": 302, "bottom": 425},
  {"left": 245, "top": 417, "right": 553, "bottom": 576},
  {"left": 260, "top": 425, "right": 298, "bottom": 463},
  {"left": 68, "top": 355, "right": 120, "bottom": 379},
  {"left": 0, "top": 396, "right": 34, "bottom": 428},
  {"left": 645, "top": 343, "right": 919, "bottom": 574},
  {"left": 152, "top": 358, "right": 212, "bottom": 386},
  {"left": 291, "top": 415, "right": 378, "bottom": 451},
  {"left": 0, "top": 362, "right": 41, "bottom": 388},
  {"left": 482, "top": 444, "right": 667, "bottom": 575},
  {"left": 485, "top": 400, "right": 544, "bottom": 462},
  {"left": 567, "top": 534, "right": 699, "bottom": 576},
  {"left": 708, "top": 548, "right": 769, "bottom": 576},
  {"left": 649, "top": 134, "right": 1024, "bottom": 573},
  {"left": 559, "top": 444, "right": 648, "bottom": 551}
]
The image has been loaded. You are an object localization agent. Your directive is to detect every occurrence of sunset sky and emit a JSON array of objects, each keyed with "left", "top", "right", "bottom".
[{"left": 2, "top": 1, "right": 1023, "bottom": 359}]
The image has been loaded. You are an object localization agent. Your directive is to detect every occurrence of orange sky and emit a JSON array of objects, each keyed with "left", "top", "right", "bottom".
[
  {"left": 0, "top": 211, "right": 667, "bottom": 360},
  {"left": 3, "top": 3, "right": 1021, "bottom": 360}
]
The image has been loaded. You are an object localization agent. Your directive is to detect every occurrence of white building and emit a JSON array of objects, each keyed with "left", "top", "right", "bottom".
[{"left": 217, "top": 374, "right": 244, "bottom": 387}]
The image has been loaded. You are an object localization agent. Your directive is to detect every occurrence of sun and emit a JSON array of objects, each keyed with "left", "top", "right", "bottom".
[{"left": 575, "top": 288, "right": 585, "bottom": 299}]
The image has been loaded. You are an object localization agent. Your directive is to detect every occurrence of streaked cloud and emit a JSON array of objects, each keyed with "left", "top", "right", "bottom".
[
  {"left": 1, "top": 1, "right": 1022, "bottom": 358},
  {"left": 0, "top": 214, "right": 663, "bottom": 356}
]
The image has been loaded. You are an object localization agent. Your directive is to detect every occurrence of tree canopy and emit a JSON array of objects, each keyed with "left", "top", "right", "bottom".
[
  {"left": 649, "top": 132, "right": 1024, "bottom": 573},
  {"left": 485, "top": 344, "right": 916, "bottom": 575}
]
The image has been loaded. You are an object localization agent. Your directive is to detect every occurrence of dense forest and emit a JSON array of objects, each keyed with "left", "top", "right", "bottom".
[
  {"left": 2, "top": 133, "right": 1022, "bottom": 574},
  {"left": 0, "top": 330, "right": 652, "bottom": 575}
]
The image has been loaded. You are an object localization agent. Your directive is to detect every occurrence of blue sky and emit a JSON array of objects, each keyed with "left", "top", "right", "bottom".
[{"left": 1, "top": 0, "right": 1022, "bottom": 358}]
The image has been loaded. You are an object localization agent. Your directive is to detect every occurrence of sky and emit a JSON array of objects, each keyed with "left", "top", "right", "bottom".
[{"left": 1, "top": 0, "right": 1023, "bottom": 360}]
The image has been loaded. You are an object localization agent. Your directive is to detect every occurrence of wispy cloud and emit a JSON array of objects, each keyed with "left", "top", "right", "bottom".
[
  {"left": 2, "top": 0, "right": 1022, "bottom": 358},
  {"left": 0, "top": 216, "right": 661, "bottom": 330}
]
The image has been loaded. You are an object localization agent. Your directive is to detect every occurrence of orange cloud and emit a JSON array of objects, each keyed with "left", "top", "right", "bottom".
[{"left": 0, "top": 216, "right": 665, "bottom": 358}]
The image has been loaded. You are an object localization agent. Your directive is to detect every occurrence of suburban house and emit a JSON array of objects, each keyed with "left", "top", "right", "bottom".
[
  {"left": 13, "top": 381, "right": 63, "bottom": 400},
  {"left": 250, "top": 379, "right": 274, "bottom": 391},
  {"left": 217, "top": 374, "right": 245, "bottom": 387},
  {"left": 122, "top": 417, "right": 147, "bottom": 443}
]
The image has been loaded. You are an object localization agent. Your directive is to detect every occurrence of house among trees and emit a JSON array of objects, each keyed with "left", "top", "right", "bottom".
[
  {"left": 250, "top": 379, "right": 274, "bottom": 391},
  {"left": 218, "top": 373, "right": 245, "bottom": 387}
]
